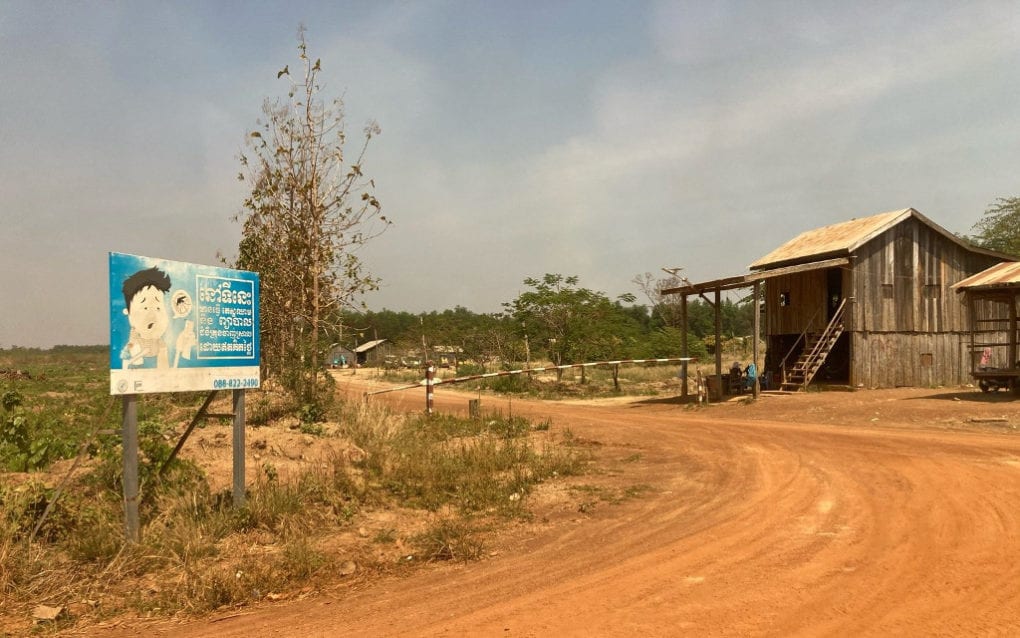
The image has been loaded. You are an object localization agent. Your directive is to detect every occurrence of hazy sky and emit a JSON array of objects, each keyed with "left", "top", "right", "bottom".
[{"left": 2, "top": 1, "right": 1019, "bottom": 348}]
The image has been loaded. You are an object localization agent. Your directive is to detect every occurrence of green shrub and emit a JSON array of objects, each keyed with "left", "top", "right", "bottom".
[
  {"left": 485, "top": 374, "right": 533, "bottom": 394},
  {"left": 456, "top": 362, "right": 486, "bottom": 376},
  {"left": 299, "top": 402, "right": 325, "bottom": 425},
  {"left": 0, "top": 390, "right": 59, "bottom": 472}
]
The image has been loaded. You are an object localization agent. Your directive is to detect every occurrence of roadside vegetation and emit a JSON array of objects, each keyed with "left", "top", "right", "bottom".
[
  {"left": 0, "top": 348, "right": 590, "bottom": 633},
  {"left": 374, "top": 334, "right": 758, "bottom": 402}
]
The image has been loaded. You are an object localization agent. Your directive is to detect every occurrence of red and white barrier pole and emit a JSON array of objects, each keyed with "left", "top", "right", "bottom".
[
  {"left": 367, "top": 357, "right": 695, "bottom": 398},
  {"left": 425, "top": 363, "right": 435, "bottom": 415}
]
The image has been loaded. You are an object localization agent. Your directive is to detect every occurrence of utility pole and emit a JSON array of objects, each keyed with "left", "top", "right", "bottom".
[{"left": 421, "top": 315, "right": 428, "bottom": 369}]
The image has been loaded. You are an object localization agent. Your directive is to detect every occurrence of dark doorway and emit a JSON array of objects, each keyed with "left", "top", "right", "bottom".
[{"left": 826, "top": 268, "right": 843, "bottom": 322}]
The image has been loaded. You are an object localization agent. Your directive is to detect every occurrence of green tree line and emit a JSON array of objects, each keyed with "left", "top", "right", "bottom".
[{"left": 338, "top": 274, "right": 754, "bottom": 370}]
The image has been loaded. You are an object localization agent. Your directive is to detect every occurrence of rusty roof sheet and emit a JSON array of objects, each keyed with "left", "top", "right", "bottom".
[
  {"left": 953, "top": 261, "right": 1020, "bottom": 291},
  {"left": 749, "top": 209, "right": 911, "bottom": 270}
]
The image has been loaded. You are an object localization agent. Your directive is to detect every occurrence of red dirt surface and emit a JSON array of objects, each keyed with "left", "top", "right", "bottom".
[{"left": 98, "top": 379, "right": 1020, "bottom": 637}]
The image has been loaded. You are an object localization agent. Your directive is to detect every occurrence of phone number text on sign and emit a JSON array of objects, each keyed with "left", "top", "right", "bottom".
[{"left": 213, "top": 377, "right": 260, "bottom": 389}]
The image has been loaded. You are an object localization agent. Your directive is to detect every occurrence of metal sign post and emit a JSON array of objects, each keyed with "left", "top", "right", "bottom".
[
  {"left": 232, "top": 389, "right": 246, "bottom": 507},
  {"left": 121, "top": 395, "right": 140, "bottom": 543}
]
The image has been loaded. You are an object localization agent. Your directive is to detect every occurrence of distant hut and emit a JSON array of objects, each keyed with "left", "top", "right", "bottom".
[
  {"left": 354, "top": 339, "right": 390, "bottom": 367},
  {"left": 665, "top": 208, "right": 1016, "bottom": 391},
  {"left": 327, "top": 345, "right": 355, "bottom": 368}
]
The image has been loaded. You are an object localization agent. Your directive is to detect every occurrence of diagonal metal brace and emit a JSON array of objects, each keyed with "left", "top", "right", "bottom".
[{"left": 157, "top": 390, "right": 228, "bottom": 477}]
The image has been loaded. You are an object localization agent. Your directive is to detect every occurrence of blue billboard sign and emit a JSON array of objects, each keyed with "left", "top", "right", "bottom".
[{"left": 109, "top": 252, "right": 260, "bottom": 395}]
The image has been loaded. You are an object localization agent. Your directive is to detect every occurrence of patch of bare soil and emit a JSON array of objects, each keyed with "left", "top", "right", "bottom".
[
  {"left": 61, "top": 379, "right": 1020, "bottom": 636},
  {"left": 687, "top": 384, "right": 1020, "bottom": 430},
  {"left": 185, "top": 416, "right": 369, "bottom": 493}
]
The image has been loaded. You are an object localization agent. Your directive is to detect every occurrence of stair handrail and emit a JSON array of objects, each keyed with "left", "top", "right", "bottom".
[
  {"left": 799, "top": 298, "right": 847, "bottom": 388},
  {"left": 779, "top": 305, "right": 825, "bottom": 384}
]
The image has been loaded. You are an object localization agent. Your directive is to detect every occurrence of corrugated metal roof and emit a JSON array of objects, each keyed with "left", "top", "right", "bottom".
[
  {"left": 749, "top": 209, "right": 911, "bottom": 270},
  {"left": 953, "top": 261, "right": 1020, "bottom": 290},
  {"left": 354, "top": 339, "right": 387, "bottom": 353}
]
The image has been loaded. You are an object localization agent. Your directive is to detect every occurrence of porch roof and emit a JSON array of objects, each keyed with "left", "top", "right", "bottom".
[{"left": 660, "top": 257, "right": 850, "bottom": 296}]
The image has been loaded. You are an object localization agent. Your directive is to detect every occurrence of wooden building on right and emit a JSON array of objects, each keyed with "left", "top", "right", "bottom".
[
  {"left": 665, "top": 208, "right": 1017, "bottom": 392},
  {"left": 750, "top": 208, "right": 1015, "bottom": 388}
]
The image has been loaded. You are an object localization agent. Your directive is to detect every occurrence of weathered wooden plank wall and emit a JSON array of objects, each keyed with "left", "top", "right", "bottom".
[
  {"left": 851, "top": 217, "right": 1001, "bottom": 333},
  {"left": 764, "top": 216, "right": 1006, "bottom": 387},
  {"left": 764, "top": 269, "right": 828, "bottom": 336},
  {"left": 851, "top": 332, "right": 971, "bottom": 387}
]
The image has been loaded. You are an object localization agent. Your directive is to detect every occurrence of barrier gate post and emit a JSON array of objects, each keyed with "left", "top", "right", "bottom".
[{"left": 425, "top": 363, "right": 435, "bottom": 415}]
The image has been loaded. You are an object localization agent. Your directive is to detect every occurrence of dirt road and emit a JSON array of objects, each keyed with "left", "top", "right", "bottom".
[{"left": 120, "top": 382, "right": 1020, "bottom": 636}]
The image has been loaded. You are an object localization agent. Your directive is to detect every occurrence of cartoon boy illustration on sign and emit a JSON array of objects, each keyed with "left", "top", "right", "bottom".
[{"left": 120, "top": 267, "right": 172, "bottom": 369}]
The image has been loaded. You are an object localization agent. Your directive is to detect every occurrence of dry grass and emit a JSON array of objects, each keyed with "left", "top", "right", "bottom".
[{"left": 0, "top": 394, "right": 589, "bottom": 634}]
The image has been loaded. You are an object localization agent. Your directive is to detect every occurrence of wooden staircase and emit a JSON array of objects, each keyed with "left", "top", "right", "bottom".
[{"left": 780, "top": 299, "right": 847, "bottom": 392}]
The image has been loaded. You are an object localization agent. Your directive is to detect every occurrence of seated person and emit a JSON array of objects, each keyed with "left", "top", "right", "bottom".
[
  {"left": 979, "top": 347, "right": 993, "bottom": 370},
  {"left": 743, "top": 363, "right": 757, "bottom": 390},
  {"left": 729, "top": 361, "right": 743, "bottom": 393}
]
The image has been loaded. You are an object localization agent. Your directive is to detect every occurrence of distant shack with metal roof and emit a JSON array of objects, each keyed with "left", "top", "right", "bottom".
[{"left": 354, "top": 339, "right": 390, "bottom": 367}]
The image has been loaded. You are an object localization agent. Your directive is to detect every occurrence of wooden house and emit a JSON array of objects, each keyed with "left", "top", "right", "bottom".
[{"left": 665, "top": 208, "right": 1015, "bottom": 392}]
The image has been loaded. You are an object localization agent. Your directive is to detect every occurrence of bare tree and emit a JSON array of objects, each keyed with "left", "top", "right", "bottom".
[
  {"left": 235, "top": 27, "right": 390, "bottom": 402},
  {"left": 632, "top": 271, "right": 687, "bottom": 328}
]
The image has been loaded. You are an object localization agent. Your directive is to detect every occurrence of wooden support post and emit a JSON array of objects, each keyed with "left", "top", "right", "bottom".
[
  {"left": 753, "top": 281, "right": 760, "bottom": 399},
  {"left": 232, "top": 389, "right": 245, "bottom": 508},
  {"left": 968, "top": 296, "right": 976, "bottom": 375},
  {"left": 714, "top": 288, "right": 722, "bottom": 400},
  {"left": 681, "top": 294, "right": 689, "bottom": 400},
  {"left": 122, "top": 395, "right": 140, "bottom": 543}
]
